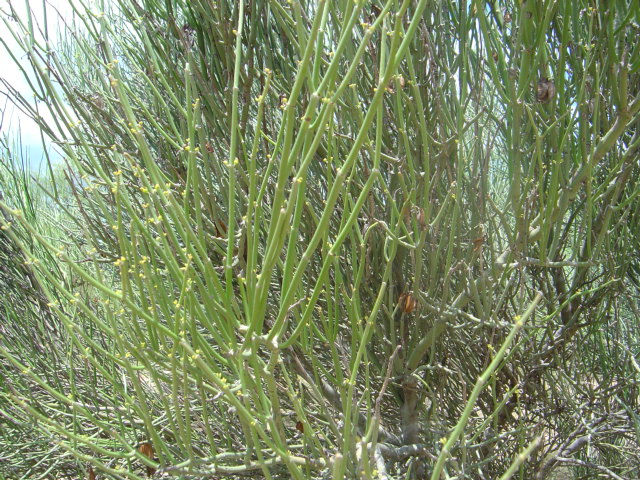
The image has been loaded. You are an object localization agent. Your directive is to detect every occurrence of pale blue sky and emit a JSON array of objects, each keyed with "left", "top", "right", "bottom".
[{"left": 0, "top": 0, "right": 77, "bottom": 169}]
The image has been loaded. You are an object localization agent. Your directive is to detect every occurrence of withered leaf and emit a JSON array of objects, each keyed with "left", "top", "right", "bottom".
[
  {"left": 138, "top": 442, "right": 156, "bottom": 477},
  {"left": 537, "top": 77, "right": 556, "bottom": 103}
]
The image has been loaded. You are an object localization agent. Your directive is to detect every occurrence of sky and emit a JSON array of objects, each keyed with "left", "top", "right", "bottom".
[{"left": 0, "top": 0, "right": 77, "bottom": 170}]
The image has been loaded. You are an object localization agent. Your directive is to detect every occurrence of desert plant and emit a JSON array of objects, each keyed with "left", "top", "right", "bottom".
[
  {"left": 0, "top": 130, "right": 75, "bottom": 478},
  {"left": 1, "top": 0, "right": 639, "bottom": 479}
]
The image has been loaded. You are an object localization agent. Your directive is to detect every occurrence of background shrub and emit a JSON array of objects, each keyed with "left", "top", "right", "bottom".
[{"left": 1, "top": 1, "right": 639, "bottom": 478}]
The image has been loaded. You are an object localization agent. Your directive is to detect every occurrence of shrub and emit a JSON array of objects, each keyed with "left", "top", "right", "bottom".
[{"left": 1, "top": 1, "right": 639, "bottom": 479}]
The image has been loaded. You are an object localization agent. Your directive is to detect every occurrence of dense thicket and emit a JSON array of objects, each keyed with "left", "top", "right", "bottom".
[{"left": 1, "top": 1, "right": 639, "bottom": 479}]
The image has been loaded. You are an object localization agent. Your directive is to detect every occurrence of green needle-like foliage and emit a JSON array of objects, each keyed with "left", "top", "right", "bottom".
[{"left": 1, "top": 0, "right": 639, "bottom": 479}]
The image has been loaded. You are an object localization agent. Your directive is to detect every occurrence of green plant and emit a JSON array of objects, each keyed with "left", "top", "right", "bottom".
[{"left": 1, "top": 1, "right": 639, "bottom": 479}]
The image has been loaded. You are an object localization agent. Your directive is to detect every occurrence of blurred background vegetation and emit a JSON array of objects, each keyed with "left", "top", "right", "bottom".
[{"left": 1, "top": 0, "right": 639, "bottom": 479}]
